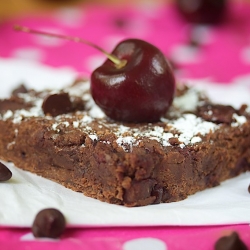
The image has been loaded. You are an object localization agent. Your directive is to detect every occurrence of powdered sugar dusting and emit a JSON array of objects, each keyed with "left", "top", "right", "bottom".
[
  {"left": 116, "top": 136, "right": 137, "bottom": 152},
  {"left": 232, "top": 114, "right": 247, "bottom": 127},
  {"left": 89, "top": 134, "right": 98, "bottom": 141},
  {"left": 173, "top": 87, "right": 200, "bottom": 112},
  {"left": 3, "top": 110, "right": 13, "bottom": 120},
  {"left": 166, "top": 114, "right": 217, "bottom": 145},
  {"left": 73, "top": 121, "right": 79, "bottom": 128},
  {"left": 191, "top": 136, "right": 202, "bottom": 144},
  {"left": 0, "top": 80, "right": 248, "bottom": 152}
]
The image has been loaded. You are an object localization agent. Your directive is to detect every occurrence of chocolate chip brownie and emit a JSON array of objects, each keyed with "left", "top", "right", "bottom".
[{"left": 0, "top": 81, "right": 249, "bottom": 206}]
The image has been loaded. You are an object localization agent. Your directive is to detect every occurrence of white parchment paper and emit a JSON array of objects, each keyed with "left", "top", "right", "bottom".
[{"left": 1, "top": 58, "right": 250, "bottom": 227}]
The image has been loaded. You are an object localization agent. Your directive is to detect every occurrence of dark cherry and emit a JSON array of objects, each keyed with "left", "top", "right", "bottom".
[
  {"left": 176, "top": 0, "right": 227, "bottom": 24},
  {"left": 91, "top": 39, "right": 175, "bottom": 123},
  {"left": 0, "top": 162, "right": 12, "bottom": 182},
  {"left": 214, "top": 232, "right": 248, "bottom": 250},
  {"left": 32, "top": 208, "right": 66, "bottom": 238},
  {"left": 14, "top": 26, "right": 175, "bottom": 122}
]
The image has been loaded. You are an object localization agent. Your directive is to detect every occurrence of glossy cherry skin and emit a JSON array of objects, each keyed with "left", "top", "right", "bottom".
[
  {"left": 90, "top": 39, "right": 175, "bottom": 123},
  {"left": 176, "top": 0, "right": 227, "bottom": 24}
]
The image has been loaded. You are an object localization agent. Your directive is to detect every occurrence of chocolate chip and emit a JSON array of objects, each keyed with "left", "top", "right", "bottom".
[
  {"left": 12, "top": 84, "right": 28, "bottom": 96},
  {"left": 248, "top": 184, "right": 250, "bottom": 194},
  {"left": 42, "top": 92, "right": 72, "bottom": 117},
  {"left": 32, "top": 208, "right": 66, "bottom": 238},
  {"left": 215, "top": 232, "right": 248, "bottom": 250},
  {"left": 0, "top": 162, "right": 12, "bottom": 182},
  {"left": 197, "top": 104, "right": 236, "bottom": 124}
]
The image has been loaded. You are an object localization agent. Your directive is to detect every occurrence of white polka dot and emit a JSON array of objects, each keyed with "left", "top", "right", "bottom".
[
  {"left": 54, "top": 7, "right": 84, "bottom": 27},
  {"left": 134, "top": 1, "right": 164, "bottom": 18},
  {"left": 32, "top": 28, "right": 66, "bottom": 47},
  {"left": 123, "top": 238, "right": 167, "bottom": 250},
  {"left": 170, "top": 44, "right": 202, "bottom": 64},
  {"left": 20, "top": 232, "right": 59, "bottom": 242},
  {"left": 11, "top": 47, "right": 45, "bottom": 62},
  {"left": 240, "top": 46, "right": 250, "bottom": 64},
  {"left": 190, "top": 25, "right": 214, "bottom": 45},
  {"left": 84, "top": 54, "right": 106, "bottom": 72}
]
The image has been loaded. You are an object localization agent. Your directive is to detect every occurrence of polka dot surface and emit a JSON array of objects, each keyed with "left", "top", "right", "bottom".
[
  {"left": 170, "top": 44, "right": 202, "bottom": 64},
  {"left": 123, "top": 238, "right": 167, "bottom": 250},
  {"left": 0, "top": 1, "right": 250, "bottom": 82}
]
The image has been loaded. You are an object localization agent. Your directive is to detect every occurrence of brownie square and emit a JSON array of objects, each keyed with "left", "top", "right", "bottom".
[{"left": 0, "top": 81, "right": 249, "bottom": 206}]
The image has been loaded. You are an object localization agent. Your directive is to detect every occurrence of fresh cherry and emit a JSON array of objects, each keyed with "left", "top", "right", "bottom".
[
  {"left": 176, "top": 0, "right": 227, "bottom": 24},
  {"left": 91, "top": 39, "right": 175, "bottom": 123},
  {"left": 14, "top": 26, "right": 176, "bottom": 123}
]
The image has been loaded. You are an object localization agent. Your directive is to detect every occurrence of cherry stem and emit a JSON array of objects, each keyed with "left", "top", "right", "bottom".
[{"left": 14, "top": 25, "right": 127, "bottom": 68}]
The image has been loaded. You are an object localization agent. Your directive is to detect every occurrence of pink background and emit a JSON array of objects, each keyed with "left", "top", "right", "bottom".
[
  {"left": 1, "top": 2, "right": 250, "bottom": 82},
  {"left": 0, "top": 1, "right": 250, "bottom": 249}
]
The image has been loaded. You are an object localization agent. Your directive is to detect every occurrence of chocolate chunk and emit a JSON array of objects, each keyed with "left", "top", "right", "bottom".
[
  {"left": 42, "top": 92, "right": 72, "bottom": 117},
  {"left": 123, "top": 179, "right": 157, "bottom": 206},
  {"left": 238, "top": 104, "right": 248, "bottom": 116},
  {"left": 32, "top": 208, "right": 66, "bottom": 238},
  {"left": 0, "top": 162, "right": 12, "bottom": 182},
  {"left": 169, "top": 137, "right": 181, "bottom": 146},
  {"left": 0, "top": 97, "right": 30, "bottom": 113},
  {"left": 12, "top": 84, "right": 28, "bottom": 96},
  {"left": 161, "top": 188, "right": 172, "bottom": 202},
  {"left": 231, "top": 158, "right": 249, "bottom": 177},
  {"left": 215, "top": 232, "right": 248, "bottom": 250},
  {"left": 151, "top": 184, "right": 163, "bottom": 204},
  {"left": 197, "top": 104, "right": 236, "bottom": 124}
]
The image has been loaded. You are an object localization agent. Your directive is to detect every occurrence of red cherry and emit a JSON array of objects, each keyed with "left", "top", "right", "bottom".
[
  {"left": 91, "top": 39, "right": 175, "bottom": 123},
  {"left": 176, "top": 0, "right": 227, "bottom": 24},
  {"left": 14, "top": 27, "right": 175, "bottom": 122}
]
